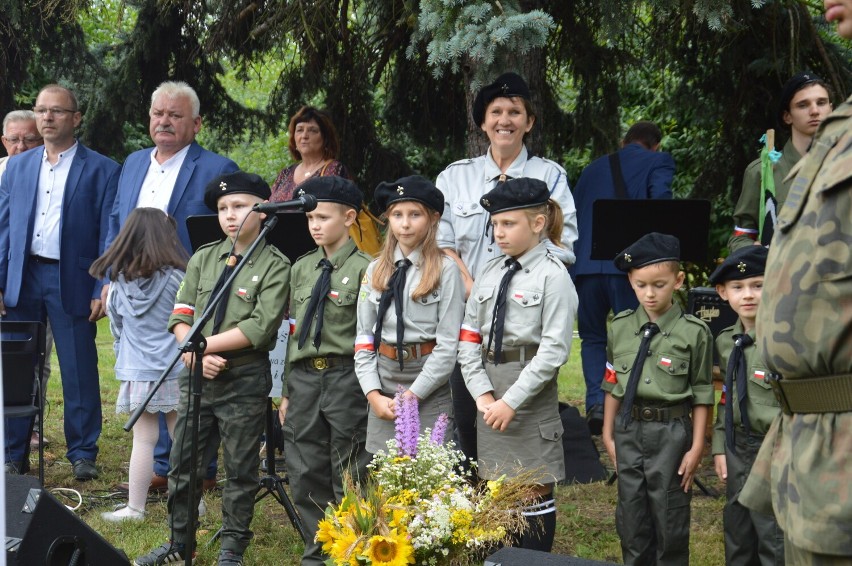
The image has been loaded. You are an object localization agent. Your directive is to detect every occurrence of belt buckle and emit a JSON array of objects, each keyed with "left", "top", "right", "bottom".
[
  {"left": 400, "top": 348, "right": 411, "bottom": 361},
  {"left": 640, "top": 407, "right": 654, "bottom": 421},
  {"left": 485, "top": 350, "right": 495, "bottom": 364},
  {"left": 223, "top": 361, "right": 230, "bottom": 371},
  {"left": 311, "top": 357, "right": 328, "bottom": 370}
]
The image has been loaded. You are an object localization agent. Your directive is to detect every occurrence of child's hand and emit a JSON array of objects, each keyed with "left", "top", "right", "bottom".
[
  {"left": 483, "top": 399, "right": 516, "bottom": 431},
  {"left": 602, "top": 433, "right": 617, "bottom": 470},
  {"left": 200, "top": 354, "right": 228, "bottom": 379},
  {"left": 278, "top": 397, "right": 289, "bottom": 425},
  {"left": 713, "top": 454, "right": 727, "bottom": 482},
  {"left": 678, "top": 447, "right": 703, "bottom": 491},
  {"left": 367, "top": 391, "right": 395, "bottom": 421},
  {"left": 475, "top": 393, "right": 496, "bottom": 414}
]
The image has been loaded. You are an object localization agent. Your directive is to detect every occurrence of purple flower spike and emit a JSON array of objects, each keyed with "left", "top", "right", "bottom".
[
  {"left": 394, "top": 392, "right": 420, "bottom": 457},
  {"left": 430, "top": 413, "right": 449, "bottom": 445}
]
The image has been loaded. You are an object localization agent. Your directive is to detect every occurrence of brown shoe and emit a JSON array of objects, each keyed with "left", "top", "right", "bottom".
[
  {"left": 115, "top": 473, "right": 168, "bottom": 494},
  {"left": 203, "top": 478, "right": 218, "bottom": 492}
]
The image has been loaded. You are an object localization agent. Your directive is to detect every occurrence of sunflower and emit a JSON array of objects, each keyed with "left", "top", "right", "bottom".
[{"left": 364, "top": 529, "right": 414, "bottom": 566}]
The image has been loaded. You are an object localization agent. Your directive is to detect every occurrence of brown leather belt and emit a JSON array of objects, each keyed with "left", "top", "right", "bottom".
[
  {"left": 631, "top": 404, "right": 690, "bottom": 422},
  {"left": 378, "top": 340, "right": 436, "bottom": 361},
  {"left": 767, "top": 372, "right": 852, "bottom": 414},
  {"left": 222, "top": 352, "right": 267, "bottom": 370},
  {"left": 300, "top": 356, "right": 354, "bottom": 371},
  {"left": 482, "top": 345, "right": 539, "bottom": 364}
]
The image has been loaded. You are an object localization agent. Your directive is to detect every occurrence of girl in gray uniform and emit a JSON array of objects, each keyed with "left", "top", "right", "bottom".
[
  {"left": 354, "top": 175, "right": 464, "bottom": 454},
  {"left": 457, "top": 177, "right": 577, "bottom": 552}
]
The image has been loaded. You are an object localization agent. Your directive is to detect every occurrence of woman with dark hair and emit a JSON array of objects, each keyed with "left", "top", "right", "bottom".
[{"left": 270, "top": 106, "right": 350, "bottom": 202}]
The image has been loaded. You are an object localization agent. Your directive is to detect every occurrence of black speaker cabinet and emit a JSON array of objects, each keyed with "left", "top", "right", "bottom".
[
  {"left": 5, "top": 480, "right": 129, "bottom": 565},
  {"left": 687, "top": 287, "right": 738, "bottom": 337}
]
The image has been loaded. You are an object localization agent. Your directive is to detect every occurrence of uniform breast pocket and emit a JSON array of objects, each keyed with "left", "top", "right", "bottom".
[
  {"left": 408, "top": 289, "right": 442, "bottom": 325},
  {"left": 325, "top": 285, "right": 359, "bottom": 325},
  {"left": 653, "top": 353, "right": 690, "bottom": 394},
  {"left": 748, "top": 367, "right": 780, "bottom": 407},
  {"left": 612, "top": 351, "right": 636, "bottom": 390},
  {"left": 229, "top": 284, "right": 259, "bottom": 321},
  {"left": 451, "top": 200, "right": 487, "bottom": 220},
  {"left": 509, "top": 288, "right": 543, "bottom": 325}
]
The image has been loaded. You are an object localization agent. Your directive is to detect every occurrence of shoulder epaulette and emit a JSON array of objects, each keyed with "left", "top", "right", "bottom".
[
  {"left": 683, "top": 313, "right": 712, "bottom": 330},
  {"left": 267, "top": 245, "right": 292, "bottom": 263},
  {"left": 195, "top": 239, "right": 224, "bottom": 253},
  {"left": 613, "top": 309, "right": 634, "bottom": 320},
  {"left": 443, "top": 157, "right": 476, "bottom": 169},
  {"left": 354, "top": 249, "right": 375, "bottom": 262},
  {"left": 294, "top": 247, "right": 321, "bottom": 263}
]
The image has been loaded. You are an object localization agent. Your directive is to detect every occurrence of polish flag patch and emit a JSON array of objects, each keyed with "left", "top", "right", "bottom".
[
  {"left": 513, "top": 292, "right": 524, "bottom": 299},
  {"left": 288, "top": 318, "right": 296, "bottom": 335},
  {"left": 603, "top": 362, "right": 617, "bottom": 384},
  {"left": 237, "top": 288, "right": 247, "bottom": 297},
  {"left": 660, "top": 357, "right": 672, "bottom": 367},
  {"left": 754, "top": 370, "right": 765, "bottom": 380},
  {"left": 329, "top": 290, "right": 340, "bottom": 300}
]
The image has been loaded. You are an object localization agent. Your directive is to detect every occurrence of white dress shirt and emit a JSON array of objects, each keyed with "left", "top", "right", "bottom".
[
  {"left": 30, "top": 143, "right": 78, "bottom": 259},
  {"left": 135, "top": 144, "right": 190, "bottom": 211}
]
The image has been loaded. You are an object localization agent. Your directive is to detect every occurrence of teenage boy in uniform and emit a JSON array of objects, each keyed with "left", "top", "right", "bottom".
[
  {"left": 601, "top": 232, "right": 714, "bottom": 565},
  {"left": 134, "top": 171, "right": 291, "bottom": 566},
  {"left": 278, "top": 175, "right": 372, "bottom": 566},
  {"left": 709, "top": 246, "right": 783, "bottom": 565}
]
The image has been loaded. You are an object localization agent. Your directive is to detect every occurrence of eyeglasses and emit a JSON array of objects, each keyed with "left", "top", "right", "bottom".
[
  {"left": 2, "top": 136, "right": 43, "bottom": 146},
  {"left": 32, "top": 107, "right": 78, "bottom": 117}
]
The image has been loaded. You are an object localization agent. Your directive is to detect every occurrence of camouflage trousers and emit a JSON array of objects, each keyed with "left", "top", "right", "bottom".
[
  {"left": 168, "top": 359, "right": 270, "bottom": 553},
  {"left": 785, "top": 536, "right": 852, "bottom": 566}
]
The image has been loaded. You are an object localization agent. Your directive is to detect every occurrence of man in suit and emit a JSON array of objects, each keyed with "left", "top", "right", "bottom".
[
  {"left": 1, "top": 110, "right": 42, "bottom": 177},
  {"left": 570, "top": 121, "right": 675, "bottom": 434},
  {"left": 105, "top": 80, "right": 238, "bottom": 493},
  {"left": 0, "top": 84, "right": 120, "bottom": 479}
]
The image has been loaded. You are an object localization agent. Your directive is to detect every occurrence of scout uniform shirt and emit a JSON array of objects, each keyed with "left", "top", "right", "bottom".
[
  {"left": 287, "top": 239, "right": 371, "bottom": 364},
  {"left": 435, "top": 146, "right": 578, "bottom": 276},
  {"left": 602, "top": 304, "right": 714, "bottom": 407},
  {"left": 169, "top": 238, "right": 291, "bottom": 352},
  {"left": 740, "top": 95, "right": 852, "bottom": 556},
  {"left": 711, "top": 322, "right": 779, "bottom": 456}
]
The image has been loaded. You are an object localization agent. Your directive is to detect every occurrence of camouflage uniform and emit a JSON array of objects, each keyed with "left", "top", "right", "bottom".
[
  {"left": 167, "top": 238, "right": 290, "bottom": 555},
  {"left": 602, "top": 303, "right": 714, "bottom": 566},
  {"left": 740, "top": 96, "right": 852, "bottom": 563},
  {"left": 729, "top": 139, "right": 800, "bottom": 252},
  {"left": 712, "top": 322, "right": 784, "bottom": 566}
]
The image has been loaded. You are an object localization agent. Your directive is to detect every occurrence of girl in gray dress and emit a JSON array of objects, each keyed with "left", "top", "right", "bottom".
[
  {"left": 457, "top": 177, "right": 578, "bottom": 552},
  {"left": 354, "top": 176, "right": 464, "bottom": 454}
]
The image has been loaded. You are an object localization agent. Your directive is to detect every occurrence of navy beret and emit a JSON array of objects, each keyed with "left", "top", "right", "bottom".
[
  {"left": 374, "top": 175, "right": 444, "bottom": 215},
  {"left": 204, "top": 171, "right": 271, "bottom": 211},
  {"left": 708, "top": 245, "right": 768, "bottom": 285},
  {"left": 480, "top": 178, "right": 549, "bottom": 214},
  {"left": 472, "top": 72, "right": 531, "bottom": 126},
  {"left": 614, "top": 232, "right": 680, "bottom": 272},
  {"left": 297, "top": 176, "right": 363, "bottom": 210},
  {"left": 778, "top": 72, "right": 824, "bottom": 126}
]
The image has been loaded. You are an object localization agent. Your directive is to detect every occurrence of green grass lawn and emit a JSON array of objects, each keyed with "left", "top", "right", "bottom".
[{"left": 30, "top": 320, "right": 726, "bottom": 565}]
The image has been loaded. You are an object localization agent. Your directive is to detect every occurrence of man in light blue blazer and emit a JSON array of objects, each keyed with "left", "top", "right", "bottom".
[
  {"left": 0, "top": 85, "right": 119, "bottom": 479},
  {"left": 105, "top": 81, "right": 238, "bottom": 494}
]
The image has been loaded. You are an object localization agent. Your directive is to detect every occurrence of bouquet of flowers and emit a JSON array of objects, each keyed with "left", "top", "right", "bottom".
[{"left": 317, "top": 393, "right": 538, "bottom": 566}]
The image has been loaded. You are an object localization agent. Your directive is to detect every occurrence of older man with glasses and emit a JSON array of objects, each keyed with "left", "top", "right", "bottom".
[
  {"left": 0, "top": 84, "right": 119, "bottom": 479},
  {"left": 0, "top": 110, "right": 42, "bottom": 177}
]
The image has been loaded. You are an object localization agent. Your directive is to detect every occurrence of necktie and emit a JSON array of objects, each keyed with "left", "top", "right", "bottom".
[
  {"left": 486, "top": 259, "right": 522, "bottom": 364},
  {"left": 211, "top": 254, "right": 242, "bottom": 335},
  {"left": 374, "top": 259, "right": 412, "bottom": 370},
  {"left": 725, "top": 333, "right": 754, "bottom": 451},
  {"left": 620, "top": 322, "right": 660, "bottom": 426},
  {"left": 298, "top": 258, "right": 334, "bottom": 350}
]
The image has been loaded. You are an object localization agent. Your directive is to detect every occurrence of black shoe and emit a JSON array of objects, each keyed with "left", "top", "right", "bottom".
[
  {"left": 218, "top": 549, "right": 244, "bottom": 565},
  {"left": 134, "top": 541, "right": 193, "bottom": 565},
  {"left": 586, "top": 404, "right": 604, "bottom": 436},
  {"left": 5, "top": 460, "right": 29, "bottom": 475},
  {"left": 72, "top": 458, "right": 99, "bottom": 481}
]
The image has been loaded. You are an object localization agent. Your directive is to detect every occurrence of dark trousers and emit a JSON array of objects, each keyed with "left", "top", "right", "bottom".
[
  {"left": 724, "top": 433, "right": 784, "bottom": 566},
  {"left": 154, "top": 414, "right": 217, "bottom": 480},
  {"left": 3, "top": 261, "right": 100, "bottom": 464},
  {"left": 576, "top": 274, "right": 638, "bottom": 408},
  {"left": 449, "top": 363, "right": 478, "bottom": 466}
]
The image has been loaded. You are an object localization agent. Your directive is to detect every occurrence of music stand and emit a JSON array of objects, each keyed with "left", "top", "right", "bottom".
[
  {"left": 186, "top": 211, "right": 315, "bottom": 262},
  {"left": 590, "top": 199, "right": 711, "bottom": 263}
]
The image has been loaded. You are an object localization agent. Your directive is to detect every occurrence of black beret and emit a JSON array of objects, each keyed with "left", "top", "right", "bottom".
[
  {"left": 472, "top": 72, "right": 531, "bottom": 126},
  {"left": 480, "top": 178, "right": 549, "bottom": 214},
  {"left": 708, "top": 245, "right": 768, "bottom": 286},
  {"left": 778, "top": 72, "right": 824, "bottom": 126},
  {"left": 297, "top": 176, "right": 363, "bottom": 210},
  {"left": 374, "top": 175, "right": 444, "bottom": 215},
  {"left": 204, "top": 171, "right": 271, "bottom": 211},
  {"left": 614, "top": 232, "right": 680, "bottom": 272}
]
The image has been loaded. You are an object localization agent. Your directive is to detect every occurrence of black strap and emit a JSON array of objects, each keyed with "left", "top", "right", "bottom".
[
  {"left": 487, "top": 258, "right": 522, "bottom": 365},
  {"left": 374, "top": 259, "right": 412, "bottom": 370},
  {"left": 608, "top": 153, "right": 628, "bottom": 199},
  {"left": 725, "top": 333, "right": 754, "bottom": 451},
  {"left": 620, "top": 322, "right": 660, "bottom": 426},
  {"left": 298, "top": 258, "right": 334, "bottom": 350}
]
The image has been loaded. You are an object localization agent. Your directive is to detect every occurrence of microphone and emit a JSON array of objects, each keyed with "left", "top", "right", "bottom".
[{"left": 253, "top": 194, "right": 318, "bottom": 213}]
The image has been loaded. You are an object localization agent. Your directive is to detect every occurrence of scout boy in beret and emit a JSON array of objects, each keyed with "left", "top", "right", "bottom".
[
  {"left": 601, "top": 232, "right": 714, "bottom": 565},
  {"left": 709, "top": 245, "right": 783, "bottom": 565},
  {"left": 135, "top": 171, "right": 291, "bottom": 566}
]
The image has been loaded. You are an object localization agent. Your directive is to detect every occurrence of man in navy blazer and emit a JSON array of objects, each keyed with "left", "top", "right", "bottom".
[
  {"left": 105, "top": 81, "right": 237, "bottom": 494},
  {"left": 0, "top": 85, "right": 119, "bottom": 478},
  {"left": 570, "top": 121, "right": 675, "bottom": 433}
]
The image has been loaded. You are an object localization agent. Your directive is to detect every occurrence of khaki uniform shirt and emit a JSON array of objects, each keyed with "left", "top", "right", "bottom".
[
  {"left": 287, "top": 239, "right": 371, "bottom": 363},
  {"left": 602, "top": 304, "right": 714, "bottom": 406},
  {"left": 458, "top": 242, "right": 578, "bottom": 411},
  {"left": 711, "top": 322, "right": 779, "bottom": 455},
  {"left": 168, "top": 238, "right": 291, "bottom": 353},
  {"left": 729, "top": 139, "right": 801, "bottom": 251},
  {"left": 740, "top": 96, "right": 852, "bottom": 555},
  {"left": 354, "top": 246, "right": 464, "bottom": 400}
]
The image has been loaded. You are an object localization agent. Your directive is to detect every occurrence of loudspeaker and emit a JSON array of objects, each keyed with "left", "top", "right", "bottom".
[
  {"left": 485, "top": 547, "right": 618, "bottom": 565},
  {"left": 7, "top": 485, "right": 129, "bottom": 565},
  {"left": 688, "top": 287, "right": 738, "bottom": 337},
  {"left": 558, "top": 404, "right": 608, "bottom": 485}
]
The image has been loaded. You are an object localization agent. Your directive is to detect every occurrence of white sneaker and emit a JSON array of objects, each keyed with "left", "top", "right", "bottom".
[
  {"left": 101, "top": 505, "right": 145, "bottom": 522},
  {"left": 198, "top": 498, "right": 207, "bottom": 517}
]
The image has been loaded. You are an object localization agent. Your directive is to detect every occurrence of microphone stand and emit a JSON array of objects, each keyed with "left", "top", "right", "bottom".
[{"left": 125, "top": 214, "right": 280, "bottom": 566}]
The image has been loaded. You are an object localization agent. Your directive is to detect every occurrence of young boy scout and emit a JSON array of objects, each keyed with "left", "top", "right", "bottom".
[
  {"left": 134, "top": 172, "right": 291, "bottom": 566},
  {"left": 279, "top": 176, "right": 372, "bottom": 566},
  {"left": 709, "top": 245, "right": 783, "bottom": 565},
  {"left": 600, "top": 232, "right": 714, "bottom": 566}
]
